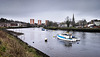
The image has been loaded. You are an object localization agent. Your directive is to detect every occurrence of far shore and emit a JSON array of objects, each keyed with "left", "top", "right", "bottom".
[{"left": 44, "top": 27, "right": 100, "bottom": 32}]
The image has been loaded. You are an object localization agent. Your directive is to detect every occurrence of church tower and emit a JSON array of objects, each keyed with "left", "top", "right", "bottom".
[{"left": 72, "top": 14, "right": 75, "bottom": 27}]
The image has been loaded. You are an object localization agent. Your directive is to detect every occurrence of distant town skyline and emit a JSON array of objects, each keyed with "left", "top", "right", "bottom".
[{"left": 0, "top": 0, "right": 100, "bottom": 23}]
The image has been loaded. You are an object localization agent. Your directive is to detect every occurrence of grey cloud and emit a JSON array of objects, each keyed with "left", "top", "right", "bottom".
[{"left": 0, "top": 0, "right": 100, "bottom": 22}]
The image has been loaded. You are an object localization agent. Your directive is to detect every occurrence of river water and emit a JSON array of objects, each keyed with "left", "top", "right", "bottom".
[{"left": 8, "top": 28, "right": 100, "bottom": 57}]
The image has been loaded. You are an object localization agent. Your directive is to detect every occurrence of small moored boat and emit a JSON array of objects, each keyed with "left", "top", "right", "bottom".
[{"left": 57, "top": 33, "right": 80, "bottom": 41}]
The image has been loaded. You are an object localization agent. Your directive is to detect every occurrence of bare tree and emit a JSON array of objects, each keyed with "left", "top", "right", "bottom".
[{"left": 65, "top": 16, "right": 71, "bottom": 27}]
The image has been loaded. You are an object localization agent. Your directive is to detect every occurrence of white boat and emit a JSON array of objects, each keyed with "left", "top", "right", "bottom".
[{"left": 57, "top": 33, "right": 80, "bottom": 41}]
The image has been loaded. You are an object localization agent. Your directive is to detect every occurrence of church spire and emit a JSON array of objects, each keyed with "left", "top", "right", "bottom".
[
  {"left": 72, "top": 14, "right": 75, "bottom": 27},
  {"left": 72, "top": 14, "right": 75, "bottom": 21}
]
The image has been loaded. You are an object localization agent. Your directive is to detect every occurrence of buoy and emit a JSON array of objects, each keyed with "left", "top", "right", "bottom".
[
  {"left": 45, "top": 38, "right": 47, "bottom": 42},
  {"left": 77, "top": 42, "right": 79, "bottom": 44}
]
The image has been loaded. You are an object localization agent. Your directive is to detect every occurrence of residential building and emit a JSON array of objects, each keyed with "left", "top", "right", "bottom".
[
  {"left": 30, "top": 19, "right": 34, "bottom": 24},
  {"left": 38, "top": 20, "right": 41, "bottom": 25},
  {"left": 45, "top": 20, "right": 49, "bottom": 25}
]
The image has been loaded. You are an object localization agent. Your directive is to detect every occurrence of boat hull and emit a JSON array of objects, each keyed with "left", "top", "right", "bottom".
[{"left": 57, "top": 35, "right": 77, "bottom": 41}]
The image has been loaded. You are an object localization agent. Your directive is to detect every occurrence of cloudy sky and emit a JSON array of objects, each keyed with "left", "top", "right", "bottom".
[{"left": 0, "top": 0, "right": 100, "bottom": 23}]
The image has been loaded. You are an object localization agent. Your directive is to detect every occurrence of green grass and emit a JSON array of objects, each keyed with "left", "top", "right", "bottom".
[
  {"left": 0, "top": 46, "right": 6, "bottom": 52},
  {"left": 0, "top": 29, "right": 49, "bottom": 57}
]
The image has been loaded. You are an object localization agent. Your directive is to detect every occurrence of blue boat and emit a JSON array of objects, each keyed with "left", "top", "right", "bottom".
[
  {"left": 42, "top": 28, "right": 45, "bottom": 31},
  {"left": 57, "top": 33, "right": 80, "bottom": 41}
]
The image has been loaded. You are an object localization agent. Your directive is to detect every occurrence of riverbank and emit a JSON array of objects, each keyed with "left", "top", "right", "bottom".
[
  {"left": 0, "top": 29, "right": 49, "bottom": 57},
  {"left": 44, "top": 27, "right": 100, "bottom": 32}
]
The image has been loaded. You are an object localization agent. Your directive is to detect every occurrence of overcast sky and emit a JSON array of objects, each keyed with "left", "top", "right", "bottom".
[{"left": 0, "top": 0, "right": 100, "bottom": 23}]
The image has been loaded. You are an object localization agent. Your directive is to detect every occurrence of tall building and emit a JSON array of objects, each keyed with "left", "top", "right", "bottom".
[
  {"left": 30, "top": 19, "right": 34, "bottom": 24},
  {"left": 72, "top": 14, "right": 75, "bottom": 27},
  {"left": 45, "top": 20, "right": 49, "bottom": 25},
  {"left": 38, "top": 20, "right": 41, "bottom": 25},
  {"left": 40, "top": 20, "right": 41, "bottom": 25}
]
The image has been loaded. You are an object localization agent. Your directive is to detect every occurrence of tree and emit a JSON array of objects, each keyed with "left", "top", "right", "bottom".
[
  {"left": 77, "top": 19, "right": 87, "bottom": 28},
  {"left": 46, "top": 21, "right": 52, "bottom": 26},
  {"left": 53, "top": 22, "right": 58, "bottom": 27},
  {"left": 65, "top": 16, "right": 71, "bottom": 27},
  {"left": 82, "top": 19, "right": 87, "bottom": 27}
]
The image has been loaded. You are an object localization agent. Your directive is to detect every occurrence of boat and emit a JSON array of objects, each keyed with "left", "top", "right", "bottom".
[
  {"left": 42, "top": 28, "right": 45, "bottom": 31},
  {"left": 57, "top": 33, "right": 80, "bottom": 41}
]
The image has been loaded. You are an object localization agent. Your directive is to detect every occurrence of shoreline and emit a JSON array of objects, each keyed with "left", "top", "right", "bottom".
[
  {"left": 44, "top": 27, "right": 100, "bottom": 32},
  {"left": 1, "top": 29, "right": 49, "bottom": 57}
]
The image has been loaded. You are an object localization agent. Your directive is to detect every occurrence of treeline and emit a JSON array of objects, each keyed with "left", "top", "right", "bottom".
[
  {"left": 46, "top": 21, "right": 58, "bottom": 27},
  {"left": 0, "top": 18, "right": 25, "bottom": 23}
]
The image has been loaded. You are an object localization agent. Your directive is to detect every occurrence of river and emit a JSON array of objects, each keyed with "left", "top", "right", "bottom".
[{"left": 8, "top": 28, "right": 100, "bottom": 57}]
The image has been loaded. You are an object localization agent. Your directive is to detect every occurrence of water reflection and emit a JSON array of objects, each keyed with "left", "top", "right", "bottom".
[
  {"left": 57, "top": 39, "right": 72, "bottom": 47},
  {"left": 81, "top": 32, "right": 86, "bottom": 39},
  {"left": 63, "top": 41, "right": 72, "bottom": 47}
]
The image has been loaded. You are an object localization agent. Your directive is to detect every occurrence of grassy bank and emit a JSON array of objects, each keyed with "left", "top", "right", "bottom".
[
  {"left": 44, "top": 27, "right": 100, "bottom": 32},
  {"left": 0, "top": 29, "right": 49, "bottom": 57}
]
